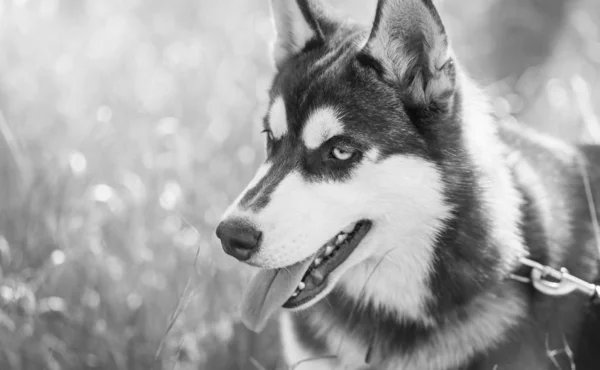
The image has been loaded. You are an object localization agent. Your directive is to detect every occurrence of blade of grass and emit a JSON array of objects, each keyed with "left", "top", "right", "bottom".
[
  {"left": 571, "top": 75, "right": 600, "bottom": 143},
  {"left": 571, "top": 75, "right": 600, "bottom": 261},
  {"left": 249, "top": 356, "right": 268, "bottom": 370},
  {"left": 153, "top": 216, "right": 202, "bottom": 369},
  {"left": 0, "top": 109, "right": 29, "bottom": 187}
]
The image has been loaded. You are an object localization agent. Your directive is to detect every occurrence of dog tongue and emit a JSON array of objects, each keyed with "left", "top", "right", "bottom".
[{"left": 241, "top": 258, "right": 312, "bottom": 332}]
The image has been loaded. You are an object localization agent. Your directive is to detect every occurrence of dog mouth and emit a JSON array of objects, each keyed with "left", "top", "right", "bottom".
[
  {"left": 240, "top": 220, "right": 372, "bottom": 332},
  {"left": 283, "top": 220, "right": 372, "bottom": 308}
]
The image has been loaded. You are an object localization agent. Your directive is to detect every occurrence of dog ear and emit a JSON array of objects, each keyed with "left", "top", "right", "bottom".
[
  {"left": 269, "top": 0, "right": 339, "bottom": 69},
  {"left": 363, "top": 0, "right": 455, "bottom": 109}
]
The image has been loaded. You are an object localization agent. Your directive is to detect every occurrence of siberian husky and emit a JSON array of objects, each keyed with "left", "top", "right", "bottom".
[{"left": 215, "top": 0, "right": 600, "bottom": 368}]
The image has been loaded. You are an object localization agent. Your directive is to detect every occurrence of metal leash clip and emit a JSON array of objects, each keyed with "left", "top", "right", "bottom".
[{"left": 519, "top": 257, "right": 600, "bottom": 299}]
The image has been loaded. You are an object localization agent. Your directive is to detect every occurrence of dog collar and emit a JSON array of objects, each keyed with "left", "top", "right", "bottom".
[{"left": 509, "top": 257, "right": 600, "bottom": 304}]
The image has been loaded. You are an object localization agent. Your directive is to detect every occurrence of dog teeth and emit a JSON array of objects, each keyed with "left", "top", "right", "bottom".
[
  {"left": 291, "top": 291, "right": 299, "bottom": 297},
  {"left": 298, "top": 282, "right": 306, "bottom": 290},
  {"left": 312, "top": 223, "right": 359, "bottom": 266},
  {"left": 324, "top": 245, "right": 335, "bottom": 256},
  {"left": 342, "top": 224, "right": 355, "bottom": 233}
]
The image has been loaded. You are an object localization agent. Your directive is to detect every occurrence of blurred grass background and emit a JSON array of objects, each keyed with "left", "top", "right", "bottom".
[{"left": 0, "top": 0, "right": 598, "bottom": 369}]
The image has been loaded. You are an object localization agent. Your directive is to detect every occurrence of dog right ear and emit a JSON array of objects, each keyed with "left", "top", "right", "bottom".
[
  {"left": 362, "top": 0, "right": 455, "bottom": 110},
  {"left": 269, "top": 0, "right": 339, "bottom": 69}
]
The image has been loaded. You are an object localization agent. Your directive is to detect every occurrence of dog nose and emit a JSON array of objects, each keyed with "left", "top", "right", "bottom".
[{"left": 216, "top": 219, "right": 262, "bottom": 261}]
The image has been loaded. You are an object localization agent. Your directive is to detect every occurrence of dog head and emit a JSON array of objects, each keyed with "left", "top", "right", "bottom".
[{"left": 216, "top": 0, "right": 492, "bottom": 330}]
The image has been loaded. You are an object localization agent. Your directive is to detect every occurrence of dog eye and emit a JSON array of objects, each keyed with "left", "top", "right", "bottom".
[{"left": 331, "top": 146, "right": 355, "bottom": 161}]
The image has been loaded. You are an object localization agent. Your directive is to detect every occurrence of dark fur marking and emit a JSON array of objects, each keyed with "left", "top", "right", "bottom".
[
  {"left": 301, "top": 136, "right": 365, "bottom": 182},
  {"left": 239, "top": 142, "right": 299, "bottom": 211},
  {"left": 355, "top": 52, "right": 385, "bottom": 77},
  {"left": 300, "top": 37, "right": 324, "bottom": 54}
]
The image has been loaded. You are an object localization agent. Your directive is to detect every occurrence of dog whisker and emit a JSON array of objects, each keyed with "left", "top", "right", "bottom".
[
  {"left": 249, "top": 356, "right": 268, "bottom": 370},
  {"left": 288, "top": 355, "right": 338, "bottom": 370}
]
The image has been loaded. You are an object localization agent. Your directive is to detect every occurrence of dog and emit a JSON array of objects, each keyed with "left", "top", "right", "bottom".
[{"left": 215, "top": 0, "right": 600, "bottom": 368}]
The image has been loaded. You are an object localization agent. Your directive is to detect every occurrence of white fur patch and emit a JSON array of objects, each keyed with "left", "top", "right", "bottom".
[
  {"left": 269, "top": 97, "right": 288, "bottom": 140},
  {"left": 302, "top": 107, "right": 344, "bottom": 149},
  {"left": 334, "top": 156, "right": 450, "bottom": 321},
  {"left": 225, "top": 153, "right": 451, "bottom": 321},
  {"left": 460, "top": 75, "right": 527, "bottom": 270}
]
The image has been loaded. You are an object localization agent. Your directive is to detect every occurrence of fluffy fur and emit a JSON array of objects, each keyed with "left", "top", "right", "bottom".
[
  {"left": 302, "top": 107, "right": 345, "bottom": 149},
  {"left": 270, "top": 97, "right": 289, "bottom": 140}
]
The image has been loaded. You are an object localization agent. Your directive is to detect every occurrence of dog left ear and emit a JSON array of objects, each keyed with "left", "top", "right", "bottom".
[
  {"left": 363, "top": 0, "right": 455, "bottom": 110},
  {"left": 270, "top": 0, "right": 339, "bottom": 69}
]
